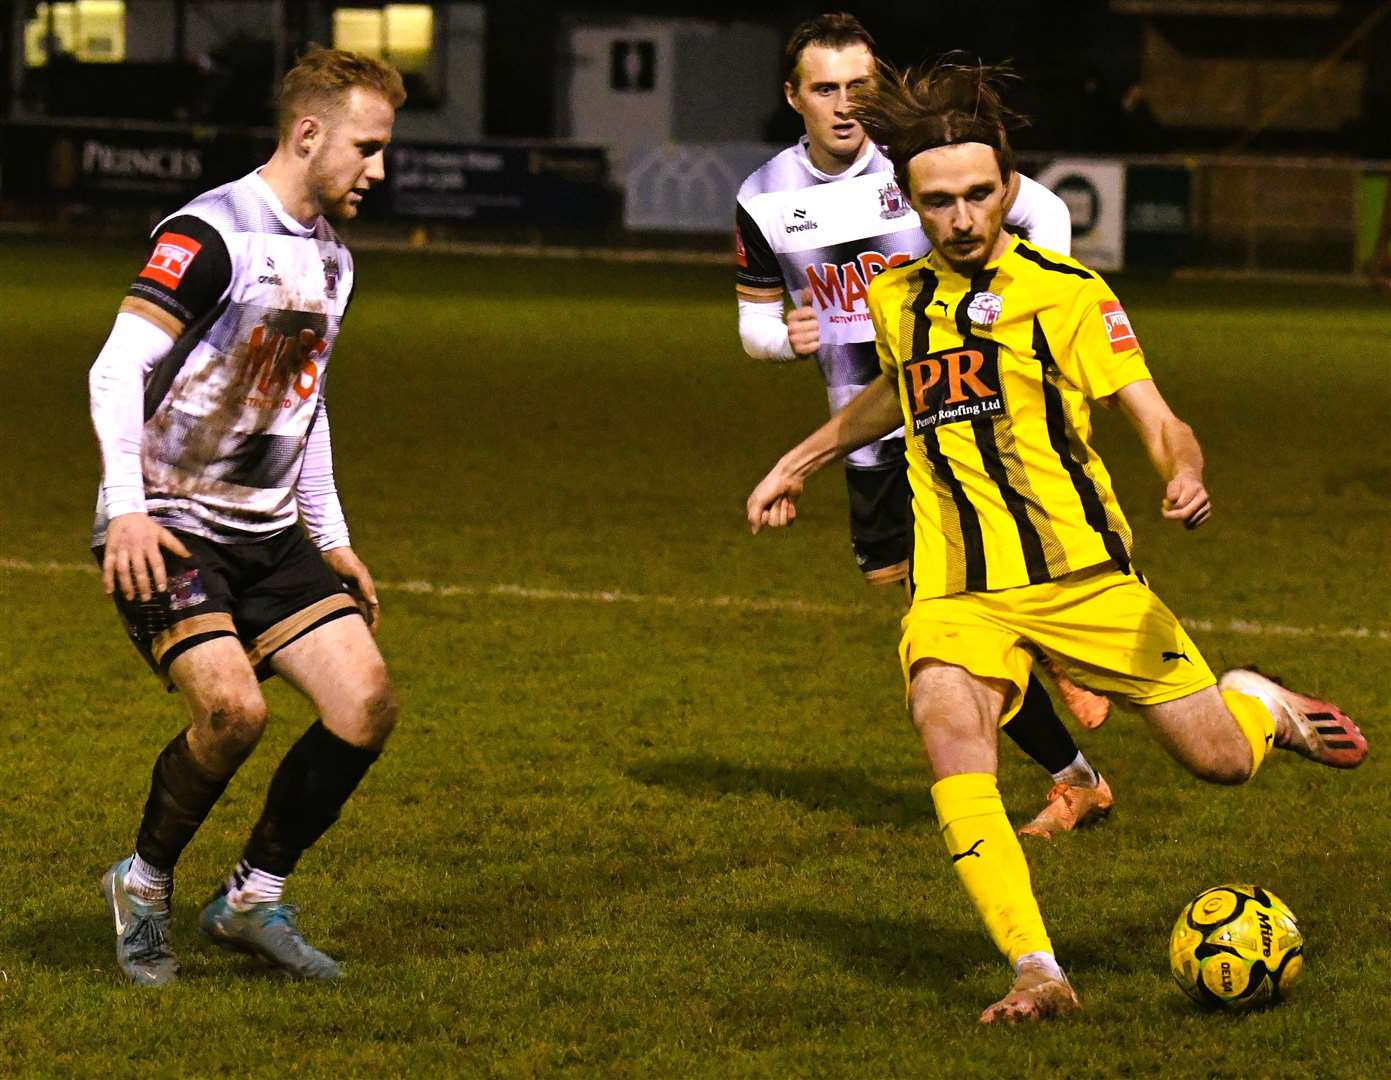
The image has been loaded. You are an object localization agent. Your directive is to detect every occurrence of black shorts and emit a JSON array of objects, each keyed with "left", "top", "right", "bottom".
[
  {"left": 845, "top": 457, "right": 912, "bottom": 585},
  {"left": 94, "top": 526, "right": 360, "bottom": 689}
]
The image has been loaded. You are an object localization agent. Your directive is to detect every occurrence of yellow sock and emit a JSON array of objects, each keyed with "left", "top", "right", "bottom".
[
  {"left": 1222, "top": 689, "right": 1276, "bottom": 778},
  {"left": 931, "top": 772, "right": 1052, "bottom": 966}
]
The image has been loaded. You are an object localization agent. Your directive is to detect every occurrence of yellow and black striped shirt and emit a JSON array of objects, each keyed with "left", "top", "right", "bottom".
[{"left": 867, "top": 235, "right": 1152, "bottom": 599}]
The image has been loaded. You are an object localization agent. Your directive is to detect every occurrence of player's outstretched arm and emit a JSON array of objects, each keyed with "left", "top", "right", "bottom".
[
  {"left": 1112, "top": 379, "right": 1211, "bottom": 530},
  {"left": 747, "top": 374, "right": 903, "bottom": 533}
]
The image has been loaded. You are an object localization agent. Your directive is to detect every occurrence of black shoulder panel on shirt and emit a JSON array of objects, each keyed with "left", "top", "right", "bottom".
[
  {"left": 1013, "top": 241, "right": 1095, "bottom": 280},
  {"left": 125, "top": 214, "right": 233, "bottom": 328},
  {"left": 735, "top": 202, "right": 784, "bottom": 288}
]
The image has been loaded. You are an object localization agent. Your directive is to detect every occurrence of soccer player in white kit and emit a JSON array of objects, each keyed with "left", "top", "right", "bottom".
[
  {"left": 91, "top": 49, "right": 405, "bottom": 985},
  {"left": 735, "top": 15, "right": 1115, "bottom": 836}
]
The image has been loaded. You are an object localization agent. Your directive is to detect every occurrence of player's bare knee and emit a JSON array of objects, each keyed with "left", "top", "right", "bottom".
[
  {"left": 346, "top": 669, "right": 398, "bottom": 743},
  {"left": 365, "top": 679, "right": 399, "bottom": 740},
  {"left": 202, "top": 689, "right": 268, "bottom": 753},
  {"left": 1191, "top": 741, "right": 1252, "bottom": 786}
]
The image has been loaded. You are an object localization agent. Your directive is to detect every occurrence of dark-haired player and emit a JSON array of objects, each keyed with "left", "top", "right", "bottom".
[
  {"left": 736, "top": 13, "right": 1113, "bottom": 838},
  {"left": 90, "top": 48, "right": 406, "bottom": 985},
  {"left": 746, "top": 58, "right": 1366, "bottom": 1023}
]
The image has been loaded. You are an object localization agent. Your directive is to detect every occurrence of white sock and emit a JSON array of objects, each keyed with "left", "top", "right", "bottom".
[
  {"left": 1016, "top": 950, "right": 1065, "bottom": 981},
  {"left": 124, "top": 853, "right": 172, "bottom": 904},
  {"left": 225, "top": 859, "right": 287, "bottom": 911},
  {"left": 1051, "top": 752, "right": 1099, "bottom": 789}
]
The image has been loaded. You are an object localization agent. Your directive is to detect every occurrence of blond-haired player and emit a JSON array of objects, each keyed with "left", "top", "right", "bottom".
[{"left": 92, "top": 49, "right": 405, "bottom": 985}]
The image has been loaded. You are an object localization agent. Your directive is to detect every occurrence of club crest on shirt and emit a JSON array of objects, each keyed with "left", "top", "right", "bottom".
[
  {"left": 322, "top": 255, "right": 340, "bottom": 298},
  {"left": 967, "top": 291, "right": 1003, "bottom": 328},
  {"left": 167, "top": 568, "right": 208, "bottom": 612},
  {"left": 879, "top": 181, "right": 909, "bottom": 219}
]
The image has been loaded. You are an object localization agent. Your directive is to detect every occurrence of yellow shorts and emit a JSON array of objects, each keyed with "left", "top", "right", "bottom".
[{"left": 898, "top": 564, "right": 1215, "bottom": 725}]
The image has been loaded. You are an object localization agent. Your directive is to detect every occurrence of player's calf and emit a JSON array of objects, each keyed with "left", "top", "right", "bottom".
[{"left": 1141, "top": 687, "right": 1260, "bottom": 785}]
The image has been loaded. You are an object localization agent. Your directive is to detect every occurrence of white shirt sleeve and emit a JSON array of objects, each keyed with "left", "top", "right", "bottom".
[
  {"left": 737, "top": 298, "right": 798, "bottom": 362},
  {"left": 89, "top": 312, "right": 175, "bottom": 518},
  {"left": 1006, "top": 173, "right": 1073, "bottom": 256},
  {"left": 295, "top": 396, "right": 351, "bottom": 552}
]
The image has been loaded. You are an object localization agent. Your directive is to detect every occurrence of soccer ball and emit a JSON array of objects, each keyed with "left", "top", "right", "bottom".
[{"left": 1169, "top": 884, "right": 1304, "bottom": 1009}]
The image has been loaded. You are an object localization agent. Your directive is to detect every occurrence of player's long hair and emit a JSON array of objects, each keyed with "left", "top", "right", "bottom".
[{"left": 850, "top": 55, "right": 1025, "bottom": 192}]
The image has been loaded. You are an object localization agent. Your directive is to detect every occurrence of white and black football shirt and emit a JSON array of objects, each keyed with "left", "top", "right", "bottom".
[{"left": 92, "top": 169, "right": 355, "bottom": 548}]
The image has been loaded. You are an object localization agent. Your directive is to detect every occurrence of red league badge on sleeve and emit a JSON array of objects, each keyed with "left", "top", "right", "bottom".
[
  {"left": 1099, "top": 300, "right": 1139, "bottom": 353},
  {"left": 139, "top": 232, "right": 202, "bottom": 289},
  {"left": 734, "top": 224, "right": 748, "bottom": 268}
]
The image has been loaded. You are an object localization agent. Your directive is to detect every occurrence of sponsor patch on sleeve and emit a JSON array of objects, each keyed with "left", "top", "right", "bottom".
[
  {"left": 139, "top": 232, "right": 203, "bottom": 290},
  {"left": 734, "top": 224, "right": 748, "bottom": 268},
  {"left": 1100, "top": 300, "right": 1139, "bottom": 353}
]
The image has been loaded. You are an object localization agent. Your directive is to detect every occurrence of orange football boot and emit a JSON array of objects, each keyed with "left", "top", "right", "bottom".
[
  {"left": 1017, "top": 776, "right": 1114, "bottom": 840},
  {"left": 979, "top": 960, "right": 1081, "bottom": 1025},
  {"left": 1044, "top": 656, "right": 1110, "bottom": 730}
]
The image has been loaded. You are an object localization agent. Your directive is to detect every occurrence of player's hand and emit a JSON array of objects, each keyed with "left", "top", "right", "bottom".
[
  {"left": 1163, "top": 473, "right": 1211, "bottom": 530},
  {"left": 786, "top": 289, "right": 820, "bottom": 357},
  {"left": 323, "top": 546, "right": 381, "bottom": 633},
  {"left": 102, "top": 513, "right": 191, "bottom": 601},
  {"left": 747, "top": 464, "right": 805, "bottom": 533}
]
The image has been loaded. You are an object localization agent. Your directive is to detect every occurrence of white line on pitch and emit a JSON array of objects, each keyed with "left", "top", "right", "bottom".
[{"left": 3, "top": 556, "right": 1388, "bottom": 641}]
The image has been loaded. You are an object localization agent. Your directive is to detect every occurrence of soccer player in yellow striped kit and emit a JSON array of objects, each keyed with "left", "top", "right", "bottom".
[{"left": 745, "top": 59, "right": 1368, "bottom": 1024}]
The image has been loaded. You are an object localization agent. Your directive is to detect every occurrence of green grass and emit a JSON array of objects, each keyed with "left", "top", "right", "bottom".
[{"left": 1, "top": 237, "right": 1388, "bottom": 1077}]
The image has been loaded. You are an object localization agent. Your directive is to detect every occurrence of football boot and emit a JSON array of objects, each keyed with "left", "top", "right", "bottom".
[
  {"left": 200, "top": 887, "right": 342, "bottom": 981},
  {"left": 1017, "top": 775, "right": 1115, "bottom": 840},
  {"left": 1219, "top": 668, "right": 1367, "bottom": 769},
  {"left": 979, "top": 959, "right": 1081, "bottom": 1024},
  {"left": 1043, "top": 656, "right": 1110, "bottom": 730},
  {"left": 101, "top": 856, "right": 179, "bottom": 987}
]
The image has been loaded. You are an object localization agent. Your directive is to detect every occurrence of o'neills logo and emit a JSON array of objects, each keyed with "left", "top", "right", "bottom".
[
  {"left": 903, "top": 343, "right": 1004, "bottom": 434},
  {"left": 785, "top": 207, "right": 818, "bottom": 233}
]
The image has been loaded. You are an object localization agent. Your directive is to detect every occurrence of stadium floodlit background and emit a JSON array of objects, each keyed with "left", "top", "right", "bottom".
[{"left": 1, "top": 1, "right": 1388, "bottom": 1075}]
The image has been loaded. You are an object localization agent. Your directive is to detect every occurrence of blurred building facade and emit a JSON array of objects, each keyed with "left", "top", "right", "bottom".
[
  {"left": 6, "top": 1, "right": 1390, "bottom": 155},
  {"left": 3, "top": 1, "right": 1388, "bottom": 277}
]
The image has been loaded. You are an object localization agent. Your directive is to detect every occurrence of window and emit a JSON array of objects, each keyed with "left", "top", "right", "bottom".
[
  {"left": 332, "top": 4, "right": 434, "bottom": 75},
  {"left": 24, "top": 1, "right": 125, "bottom": 66}
]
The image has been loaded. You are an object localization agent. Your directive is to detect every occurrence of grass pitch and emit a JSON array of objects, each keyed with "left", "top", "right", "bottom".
[{"left": 1, "top": 237, "right": 1388, "bottom": 1077}]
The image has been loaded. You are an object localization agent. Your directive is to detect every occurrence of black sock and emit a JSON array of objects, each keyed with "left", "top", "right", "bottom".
[
  {"left": 241, "top": 720, "right": 381, "bottom": 878},
  {"left": 135, "top": 729, "right": 233, "bottom": 869},
  {"left": 1002, "top": 674, "right": 1080, "bottom": 775}
]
